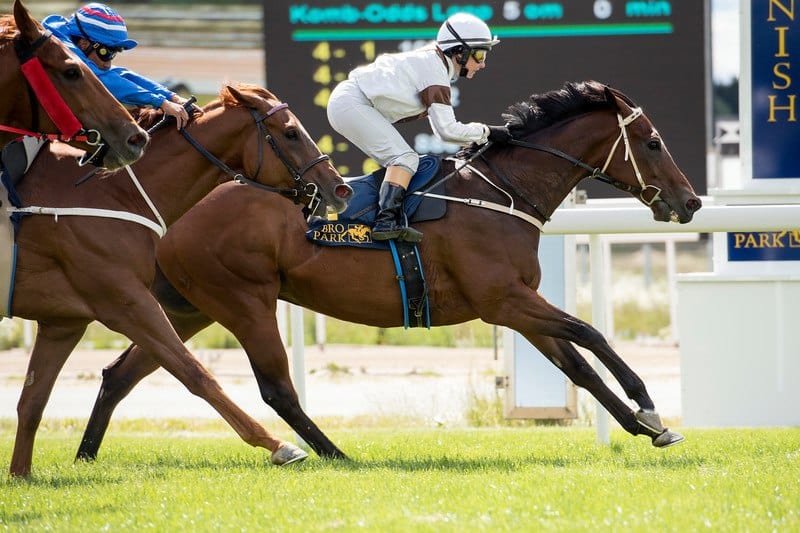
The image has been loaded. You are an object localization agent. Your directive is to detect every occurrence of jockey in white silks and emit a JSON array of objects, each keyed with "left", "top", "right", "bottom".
[{"left": 327, "top": 12, "right": 512, "bottom": 242}]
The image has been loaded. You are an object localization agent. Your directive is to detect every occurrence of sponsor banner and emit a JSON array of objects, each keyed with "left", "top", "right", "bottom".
[
  {"left": 727, "top": 230, "right": 800, "bottom": 261},
  {"left": 751, "top": 0, "right": 800, "bottom": 179}
]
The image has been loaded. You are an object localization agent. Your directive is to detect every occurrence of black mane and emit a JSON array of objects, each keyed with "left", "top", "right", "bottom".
[
  {"left": 503, "top": 80, "right": 632, "bottom": 137},
  {"left": 454, "top": 81, "right": 638, "bottom": 159}
]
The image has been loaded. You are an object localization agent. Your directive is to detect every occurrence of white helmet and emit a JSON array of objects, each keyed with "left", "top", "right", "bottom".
[{"left": 436, "top": 13, "right": 500, "bottom": 53}]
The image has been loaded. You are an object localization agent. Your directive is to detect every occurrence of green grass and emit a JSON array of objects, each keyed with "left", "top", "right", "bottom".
[{"left": 1, "top": 423, "right": 798, "bottom": 531}]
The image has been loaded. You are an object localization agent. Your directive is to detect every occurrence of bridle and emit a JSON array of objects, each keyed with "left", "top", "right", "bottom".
[
  {"left": 506, "top": 106, "right": 663, "bottom": 207},
  {"left": 1, "top": 30, "right": 103, "bottom": 152},
  {"left": 178, "top": 101, "right": 331, "bottom": 214}
]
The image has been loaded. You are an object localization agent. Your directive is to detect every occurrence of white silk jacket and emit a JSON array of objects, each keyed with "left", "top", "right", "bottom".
[{"left": 348, "top": 45, "right": 490, "bottom": 145}]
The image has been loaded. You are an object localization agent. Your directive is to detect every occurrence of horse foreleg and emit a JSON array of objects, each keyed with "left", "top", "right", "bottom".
[
  {"left": 491, "top": 288, "right": 683, "bottom": 447},
  {"left": 77, "top": 310, "right": 213, "bottom": 461},
  {"left": 527, "top": 332, "right": 683, "bottom": 447},
  {"left": 533, "top": 312, "right": 684, "bottom": 445},
  {"left": 96, "top": 290, "right": 307, "bottom": 466},
  {"left": 10, "top": 321, "right": 87, "bottom": 477},
  {"left": 235, "top": 320, "right": 348, "bottom": 460}
]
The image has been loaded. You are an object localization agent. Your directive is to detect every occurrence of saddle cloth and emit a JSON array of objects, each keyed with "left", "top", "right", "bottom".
[
  {"left": 0, "top": 172, "right": 19, "bottom": 318},
  {"left": 305, "top": 155, "right": 446, "bottom": 249},
  {"left": 0, "top": 137, "right": 45, "bottom": 317}
]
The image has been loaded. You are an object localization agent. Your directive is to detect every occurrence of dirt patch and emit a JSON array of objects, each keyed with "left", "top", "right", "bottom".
[{"left": 0, "top": 341, "right": 679, "bottom": 422}]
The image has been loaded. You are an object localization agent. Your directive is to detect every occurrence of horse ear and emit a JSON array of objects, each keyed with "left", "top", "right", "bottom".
[
  {"left": 225, "top": 84, "right": 243, "bottom": 101},
  {"left": 603, "top": 85, "right": 621, "bottom": 112},
  {"left": 225, "top": 84, "right": 261, "bottom": 109},
  {"left": 14, "top": 0, "right": 42, "bottom": 42}
]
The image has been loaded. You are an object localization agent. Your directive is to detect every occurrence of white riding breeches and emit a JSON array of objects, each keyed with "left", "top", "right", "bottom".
[{"left": 327, "top": 80, "right": 419, "bottom": 175}]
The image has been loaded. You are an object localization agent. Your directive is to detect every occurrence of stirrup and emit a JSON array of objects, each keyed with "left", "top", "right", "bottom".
[
  {"left": 372, "top": 226, "right": 403, "bottom": 241},
  {"left": 398, "top": 227, "right": 423, "bottom": 243}
]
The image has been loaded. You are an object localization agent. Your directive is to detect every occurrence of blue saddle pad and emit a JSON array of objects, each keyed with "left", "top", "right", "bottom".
[{"left": 306, "top": 155, "right": 442, "bottom": 249}]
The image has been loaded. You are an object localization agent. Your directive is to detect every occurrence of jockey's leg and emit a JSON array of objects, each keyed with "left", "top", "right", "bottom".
[{"left": 373, "top": 165, "right": 423, "bottom": 242}]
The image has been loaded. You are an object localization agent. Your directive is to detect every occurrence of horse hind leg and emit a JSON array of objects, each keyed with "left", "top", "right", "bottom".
[
  {"left": 235, "top": 321, "right": 348, "bottom": 459},
  {"left": 253, "top": 369, "right": 348, "bottom": 460},
  {"left": 11, "top": 321, "right": 87, "bottom": 477}
]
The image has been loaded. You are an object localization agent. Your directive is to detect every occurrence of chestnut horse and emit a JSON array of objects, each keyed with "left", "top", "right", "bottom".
[
  {"left": 5, "top": 83, "right": 352, "bottom": 476},
  {"left": 77, "top": 81, "right": 700, "bottom": 461},
  {"left": 1, "top": 0, "right": 146, "bottom": 168}
]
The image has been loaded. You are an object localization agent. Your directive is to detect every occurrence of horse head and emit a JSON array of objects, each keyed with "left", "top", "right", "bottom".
[
  {"left": 221, "top": 84, "right": 353, "bottom": 213},
  {"left": 3, "top": 0, "right": 148, "bottom": 168},
  {"left": 597, "top": 83, "right": 702, "bottom": 223}
]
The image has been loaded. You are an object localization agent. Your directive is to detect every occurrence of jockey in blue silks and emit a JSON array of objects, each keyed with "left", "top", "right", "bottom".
[{"left": 43, "top": 3, "right": 190, "bottom": 129}]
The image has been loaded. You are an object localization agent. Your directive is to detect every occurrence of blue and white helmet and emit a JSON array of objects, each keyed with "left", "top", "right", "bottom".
[{"left": 68, "top": 3, "right": 138, "bottom": 49}]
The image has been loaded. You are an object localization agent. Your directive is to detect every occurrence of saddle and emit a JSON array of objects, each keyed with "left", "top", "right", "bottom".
[
  {"left": 0, "top": 137, "right": 45, "bottom": 188},
  {"left": 305, "top": 155, "right": 448, "bottom": 328}
]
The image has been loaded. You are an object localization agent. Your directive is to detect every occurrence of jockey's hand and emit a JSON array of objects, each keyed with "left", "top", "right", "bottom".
[
  {"left": 172, "top": 95, "right": 204, "bottom": 119},
  {"left": 487, "top": 125, "right": 513, "bottom": 144},
  {"left": 160, "top": 99, "right": 190, "bottom": 130}
]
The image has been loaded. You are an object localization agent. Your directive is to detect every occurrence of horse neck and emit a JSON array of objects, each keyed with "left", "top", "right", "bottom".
[
  {"left": 497, "top": 111, "right": 621, "bottom": 219},
  {"left": 134, "top": 108, "right": 247, "bottom": 226}
]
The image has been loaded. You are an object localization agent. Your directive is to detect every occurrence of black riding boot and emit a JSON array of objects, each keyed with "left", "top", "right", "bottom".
[{"left": 372, "top": 182, "right": 423, "bottom": 242}]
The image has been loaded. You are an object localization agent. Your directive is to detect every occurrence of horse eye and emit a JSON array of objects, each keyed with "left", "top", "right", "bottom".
[
  {"left": 647, "top": 139, "right": 661, "bottom": 151},
  {"left": 63, "top": 67, "right": 81, "bottom": 81},
  {"left": 285, "top": 129, "right": 299, "bottom": 140}
]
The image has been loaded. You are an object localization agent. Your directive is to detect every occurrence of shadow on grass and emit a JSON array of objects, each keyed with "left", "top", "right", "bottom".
[
  {"left": 311, "top": 453, "right": 707, "bottom": 472},
  {"left": 2, "top": 502, "right": 120, "bottom": 527}
]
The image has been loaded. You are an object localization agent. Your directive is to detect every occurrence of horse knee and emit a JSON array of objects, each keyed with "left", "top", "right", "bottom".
[
  {"left": 570, "top": 321, "right": 607, "bottom": 348},
  {"left": 16, "top": 398, "right": 44, "bottom": 430}
]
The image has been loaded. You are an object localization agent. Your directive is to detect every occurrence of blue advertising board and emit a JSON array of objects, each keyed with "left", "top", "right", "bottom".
[
  {"left": 727, "top": 230, "right": 800, "bottom": 261},
  {"left": 751, "top": 0, "right": 800, "bottom": 179}
]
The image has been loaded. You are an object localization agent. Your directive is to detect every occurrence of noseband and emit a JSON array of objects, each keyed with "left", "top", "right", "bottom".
[
  {"left": 245, "top": 103, "right": 331, "bottom": 212},
  {"left": 507, "top": 106, "right": 662, "bottom": 206},
  {"left": 1, "top": 30, "right": 103, "bottom": 147},
  {"left": 179, "top": 102, "right": 331, "bottom": 210}
]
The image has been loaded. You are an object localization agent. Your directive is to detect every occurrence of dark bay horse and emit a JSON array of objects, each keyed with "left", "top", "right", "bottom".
[
  {"left": 77, "top": 81, "right": 700, "bottom": 461},
  {"left": 6, "top": 83, "right": 352, "bottom": 476},
  {"left": 1, "top": 0, "right": 146, "bottom": 167}
]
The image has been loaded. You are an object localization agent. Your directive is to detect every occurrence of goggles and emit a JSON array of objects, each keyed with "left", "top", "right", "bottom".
[
  {"left": 91, "top": 42, "right": 123, "bottom": 61},
  {"left": 470, "top": 48, "right": 489, "bottom": 63},
  {"left": 74, "top": 16, "right": 123, "bottom": 62}
]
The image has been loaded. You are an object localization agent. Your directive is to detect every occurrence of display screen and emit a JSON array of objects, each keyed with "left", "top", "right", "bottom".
[{"left": 264, "top": 1, "right": 706, "bottom": 197}]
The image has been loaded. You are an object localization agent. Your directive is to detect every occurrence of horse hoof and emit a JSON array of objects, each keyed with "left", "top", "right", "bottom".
[
  {"left": 271, "top": 443, "right": 308, "bottom": 466},
  {"left": 652, "top": 429, "right": 685, "bottom": 448},
  {"left": 635, "top": 410, "right": 666, "bottom": 433}
]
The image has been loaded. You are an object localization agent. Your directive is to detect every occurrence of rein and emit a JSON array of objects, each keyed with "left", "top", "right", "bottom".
[{"left": 1, "top": 31, "right": 102, "bottom": 148}]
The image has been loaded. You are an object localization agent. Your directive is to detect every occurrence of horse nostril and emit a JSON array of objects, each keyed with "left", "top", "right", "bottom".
[
  {"left": 127, "top": 132, "right": 149, "bottom": 150},
  {"left": 686, "top": 197, "right": 702, "bottom": 213},
  {"left": 335, "top": 184, "right": 354, "bottom": 199}
]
